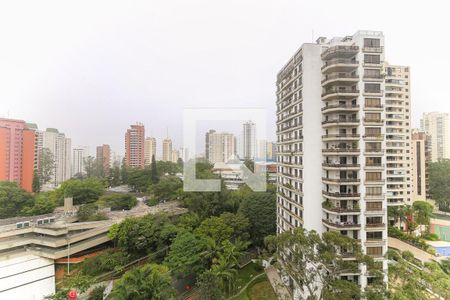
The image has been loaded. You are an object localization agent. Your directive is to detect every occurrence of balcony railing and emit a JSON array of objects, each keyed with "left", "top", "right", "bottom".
[
  {"left": 322, "top": 163, "right": 360, "bottom": 168},
  {"left": 366, "top": 223, "right": 386, "bottom": 228},
  {"left": 322, "top": 104, "right": 360, "bottom": 111},
  {"left": 322, "top": 88, "right": 360, "bottom": 97},
  {"left": 321, "top": 45, "right": 359, "bottom": 59},
  {"left": 322, "top": 134, "right": 360, "bottom": 139},
  {"left": 322, "top": 191, "right": 360, "bottom": 198},
  {"left": 321, "top": 59, "right": 359, "bottom": 70},
  {"left": 322, "top": 219, "right": 361, "bottom": 228},
  {"left": 322, "top": 148, "right": 360, "bottom": 153},
  {"left": 322, "top": 73, "right": 359, "bottom": 84},
  {"left": 322, "top": 118, "right": 359, "bottom": 125},
  {"left": 322, "top": 177, "right": 360, "bottom": 183},
  {"left": 362, "top": 46, "right": 384, "bottom": 53}
]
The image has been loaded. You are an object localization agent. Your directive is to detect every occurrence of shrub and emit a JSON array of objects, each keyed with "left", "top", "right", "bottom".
[
  {"left": 87, "top": 285, "right": 105, "bottom": 300},
  {"left": 98, "top": 194, "right": 137, "bottom": 211},
  {"left": 78, "top": 204, "right": 108, "bottom": 222},
  {"left": 81, "top": 249, "right": 130, "bottom": 277},
  {"left": 424, "top": 233, "right": 439, "bottom": 241}
]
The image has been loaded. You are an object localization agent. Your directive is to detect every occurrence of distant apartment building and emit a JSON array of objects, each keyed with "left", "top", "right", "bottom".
[
  {"left": 37, "top": 128, "right": 71, "bottom": 186},
  {"left": 276, "top": 31, "right": 389, "bottom": 296},
  {"left": 257, "top": 140, "right": 276, "bottom": 161},
  {"left": 384, "top": 64, "right": 412, "bottom": 206},
  {"left": 125, "top": 123, "right": 145, "bottom": 168},
  {"left": 0, "top": 118, "right": 36, "bottom": 192},
  {"left": 144, "top": 137, "right": 157, "bottom": 166},
  {"left": 72, "top": 147, "right": 89, "bottom": 176},
  {"left": 162, "top": 138, "right": 172, "bottom": 162},
  {"left": 205, "top": 130, "right": 236, "bottom": 163},
  {"left": 171, "top": 149, "right": 179, "bottom": 163},
  {"left": 242, "top": 121, "right": 256, "bottom": 160},
  {"left": 421, "top": 112, "right": 450, "bottom": 162},
  {"left": 96, "top": 144, "right": 111, "bottom": 176},
  {"left": 411, "top": 129, "right": 431, "bottom": 201}
]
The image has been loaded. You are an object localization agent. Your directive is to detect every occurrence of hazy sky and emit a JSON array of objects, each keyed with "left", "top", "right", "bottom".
[{"left": 1, "top": 0, "right": 449, "bottom": 156}]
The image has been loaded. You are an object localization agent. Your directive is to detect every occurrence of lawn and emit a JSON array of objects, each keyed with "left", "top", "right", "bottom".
[
  {"left": 234, "top": 262, "right": 263, "bottom": 290},
  {"left": 233, "top": 274, "right": 277, "bottom": 300}
]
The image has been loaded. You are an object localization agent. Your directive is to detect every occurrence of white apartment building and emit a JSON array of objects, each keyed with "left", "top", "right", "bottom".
[
  {"left": 276, "top": 31, "right": 388, "bottom": 297},
  {"left": 72, "top": 147, "right": 88, "bottom": 176},
  {"left": 162, "top": 138, "right": 172, "bottom": 162},
  {"left": 205, "top": 130, "right": 236, "bottom": 164},
  {"left": 384, "top": 64, "right": 412, "bottom": 206},
  {"left": 242, "top": 121, "right": 256, "bottom": 160},
  {"left": 420, "top": 112, "right": 450, "bottom": 162},
  {"left": 144, "top": 137, "right": 157, "bottom": 166},
  {"left": 37, "top": 128, "right": 71, "bottom": 186}
]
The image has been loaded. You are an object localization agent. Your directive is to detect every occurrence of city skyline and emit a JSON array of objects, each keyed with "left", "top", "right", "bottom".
[{"left": 2, "top": 1, "right": 450, "bottom": 155}]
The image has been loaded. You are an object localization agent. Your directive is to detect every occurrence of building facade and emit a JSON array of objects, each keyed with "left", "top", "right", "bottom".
[
  {"left": 384, "top": 64, "right": 412, "bottom": 206},
  {"left": 242, "top": 121, "right": 256, "bottom": 160},
  {"left": 72, "top": 147, "right": 88, "bottom": 176},
  {"left": 144, "top": 137, "right": 157, "bottom": 166},
  {"left": 37, "top": 128, "right": 71, "bottom": 186},
  {"left": 411, "top": 129, "right": 431, "bottom": 201},
  {"left": 0, "top": 118, "right": 36, "bottom": 192},
  {"left": 96, "top": 144, "right": 111, "bottom": 176},
  {"left": 205, "top": 130, "right": 236, "bottom": 164},
  {"left": 162, "top": 138, "right": 172, "bottom": 162},
  {"left": 420, "top": 112, "right": 450, "bottom": 162},
  {"left": 125, "top": 123, "right": 145, "bottom": 169},
  {"left": 276, "top": 31, "right": 388, "bottom": 297}
]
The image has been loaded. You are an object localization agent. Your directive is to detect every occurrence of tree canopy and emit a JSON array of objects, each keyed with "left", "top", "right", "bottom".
[{"left": 429, "top": 160, "right": 450, "bottom": 211}]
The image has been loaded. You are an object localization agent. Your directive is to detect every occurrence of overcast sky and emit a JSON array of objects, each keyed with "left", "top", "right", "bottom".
[{"left": 1, "top": 0, "right": 449, "bottom": 156}]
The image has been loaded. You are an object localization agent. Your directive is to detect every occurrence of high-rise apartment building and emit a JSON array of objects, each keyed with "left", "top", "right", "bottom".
[
  {"left": 242, "top": 121, "right": 256, "bottom": 160},
  {"left": 171, "top": 149, "right": 180, "bottom": 163},
  {"left": 144, "top": 137, "right": 157, "bottom": 166},
  {"left": 162, "top": 138, "right": 173, "bottom": 162},
  {"left": 411, "top": 129, "right": 431, "bottom": 201},
  {"left": 72, "top": 147, "right": 88, "bottom": 176},
  {"left": 96, "top": 144, "right": 111, "bottom": 176},
  {"left": 420, "top": 112, "right": 450, "bottom": 162},
  {"left": 0, "top": 118, "right": 36, "bottom": 192},
  {"left": 205, "top": 130, "right": 236, "bottom": 163},
  {"left": 384, "top": 64, "right": 412, "bottom": 206},
  {"left": 276, "top": 31, "right": 388, "bottom": 296},
  {"left": 125, "top": 123, "right": 145, "bottom": 168},
  {"left": 37, "top": 128, "right": 71, "bottom": 186}
]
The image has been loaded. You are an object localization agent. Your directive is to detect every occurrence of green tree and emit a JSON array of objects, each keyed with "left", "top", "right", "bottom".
[
  {"left": 109, "top": 214, "right": 177, "bottom": 256},
  {"left": 45, "top": 274, "right": 92, "bottom": 300},
  {"left": 21, "top": 193, "right": 57, "bottom": 216},
  {"left": 197, "top": 270, "right": 223, "bottom": 300},
  {"left": 38, "top": 148, "right": 55, "bottom": 185},
  {"left": 164, "top": 231, "right": 209, "bottom": 276},
  {"left": 127, "top": 167, "right": 152, "bottom": 192},
  {"left": 77, "top": 203, "right": 108, "bottom": 221},
  {"left": 110, "top": 263, "right": 176, "bottom": 300},
  {"left": 151, "top": 154, "right": 159, "bottom": 184},
  {"left": 55, "top": 178, "right": 105, "bottom": 205},
  {"left": 413, "top": 201, "right": 433, "bottom": 227},
  {"left": 32, "top": 170, "right": 41, "bottom": 192},
  {"left": 0, "top": 182, "right": 35, "bottom": 219},
  {"left": 429, "top": 160, "right": 450, "bottom": 211},
  {"left": 218, "top": 212, "right": 250, "bottom": 243},
  {"left": 265, "top": 228, "right": 384, "bottom": 300},
  {"left": 238, "top": 190, "right": 276, "bottom": 246},
  {"left": 108, "top": 165, "right": 121, "bottom": 187},
  {"left": 195, "top": 216, "right": 234, "bottom": 246},
  {"left": 149, "top": 176, "right": 182, "bottom": 202},
  {"left": 97, "top": 193, "right": 137, "bottom": 211}
]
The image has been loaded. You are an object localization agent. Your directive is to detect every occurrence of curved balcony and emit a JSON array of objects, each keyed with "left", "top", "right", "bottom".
[
  {"left": 322, "top": 148, "right": 360, "bottom": 155},
  {"left": 322, "top": 104, "right": 359, "bottom": 113},
  {"left": 322, "top": 204, "right": 361, "bottom": 215},
  {"left": 321, "top": 45, "right": 359, "bottom": 60},
  {"left": 322, "top": 177, "right": 360, "bottom": 185},
  {"left": 322, "top": 134, "right": 360, "bottom": 141},
  {"left": 364, "top": 148, "right": 384, "bottom": 156},
  {"left": 365, "top": 223, "right": 386, "bottom": 230},
  {"left": 321, "top": 59, "right": 359, "bottom": 73},
  {"left": 322, "top": 163, "right": 360, "bottom": 170},
  {"left": 322, "top": 73, "right": 359, "bottom": 86},
  {"left": 322, "top": 190, "right": 360, "bottom": 199},
  {"left": 322, "top": 88, "right": 360, "bottom": 101},
  {"left": 322, "top": 219, "right": 361, "bottom": 229},
  {"left": 322, "top": 118, "right": 359, "bottom": 127},
  {"left": 363, "top": 134, "right": 384, "bottom": 140},
  {"left": 363, "top": 118, "right": 384, "bottom": 126}
]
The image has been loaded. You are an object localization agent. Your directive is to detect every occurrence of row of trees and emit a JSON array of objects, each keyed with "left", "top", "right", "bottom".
[{"left": 429, "top": 160, "right": 450, "bottom": 211}]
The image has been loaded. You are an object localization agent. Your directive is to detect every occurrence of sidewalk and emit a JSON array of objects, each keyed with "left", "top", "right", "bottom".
[
  {"left": 265, "top": 266, "right": 292, "bottom": 300},
  {"left": 388, "top": 237, "right": 441, "bottom": 263}
]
